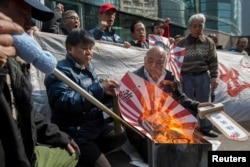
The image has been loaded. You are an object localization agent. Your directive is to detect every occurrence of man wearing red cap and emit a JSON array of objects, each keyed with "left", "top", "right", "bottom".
[{"left": 89, "top": 3, "right": 128, "bottom": 45}]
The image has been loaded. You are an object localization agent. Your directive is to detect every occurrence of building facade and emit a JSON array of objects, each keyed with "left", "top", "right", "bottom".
[
  {"left": 42, "top": 0, "right": 244, "bottom": 50},
  {"left": 241, "top": 0, "right": 250, "bottom": 36},
  {"left": 199, "top": 0, "right": 242, "bottom": 36},
  {"left": 157, "top": 0, "right": 242, "bottom": 36}
]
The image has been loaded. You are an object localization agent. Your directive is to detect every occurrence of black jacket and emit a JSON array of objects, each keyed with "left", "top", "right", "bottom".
[
  {"left": 126, "top": 66, "right": 200, "bottom": 163},
  {"left": 41, "top": 8, "right": 69, "bottom": 35},
  {"left": 0, "top": 58, "right": 71, "bottom": 167},
  {"left": 134, "top": 66, "right": 199, "bottom": 112},
  {"left": 129, "top": 39, "right": 149, "bottom": 49}
]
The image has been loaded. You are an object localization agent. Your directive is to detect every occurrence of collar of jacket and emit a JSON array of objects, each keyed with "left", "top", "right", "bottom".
[
  {"left": 66, "top": 53, "right": 94, "bottom": 72},
  {"left": 104, "top": 27, "right": 116, "bottom": 35},
  {"left": 188, "top": 34, "right": 206, "bottom": 43},
  {"left": 133, "top": 37, "right": 147, "bottom": 44}
]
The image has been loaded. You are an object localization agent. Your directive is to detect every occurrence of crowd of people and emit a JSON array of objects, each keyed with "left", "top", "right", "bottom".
[{"left": 0, "top": 0, "right": 249, "bottom": 167}]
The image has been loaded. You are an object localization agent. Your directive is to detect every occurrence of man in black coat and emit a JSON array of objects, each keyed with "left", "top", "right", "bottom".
[
  {"left": 126, "top": 46, "right": 214, "bottom": 163},
  {"left": 0, "top": 0, "right": 80, "bottom": 166}
]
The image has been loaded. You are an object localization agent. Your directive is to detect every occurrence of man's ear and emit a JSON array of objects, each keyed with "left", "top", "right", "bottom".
[{"left": 66, "top": 45, "right": 72, "bottom": 54}]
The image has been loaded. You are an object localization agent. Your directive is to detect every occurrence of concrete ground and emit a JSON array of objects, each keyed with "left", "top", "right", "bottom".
[{"left": 205, "top": 120, "right": 250, "bottom": 151}]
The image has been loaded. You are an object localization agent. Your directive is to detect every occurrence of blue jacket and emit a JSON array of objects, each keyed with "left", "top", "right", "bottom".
[
  {"left": 89, "top": 27, "right": 123, "bottom": 44},
  {"left": 45, "top": 54, "right": 108, "bottom": 143}
]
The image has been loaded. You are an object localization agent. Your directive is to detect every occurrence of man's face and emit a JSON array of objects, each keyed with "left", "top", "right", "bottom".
[
  {"left": 190, "top": 20, "right": 204, "bottom": 38},
  {"left": 67, "top": 42, "right": 93, "bottom": 68},
  {"left": 132, "top": 23, "right": 146, "bottom": 40},
  {"left": 0, "top": 0, "right": 32, "bottom": 30},
  {"left": 153, "top": 24, "right": 164, "bottom": 36},
  {"left": 99, "top": 9, "right": 116, "bottom": 27},
  {"left": 144, "top": 47, "right": 166, "bottom": 81},
  {"left": 237, "top": 38, "right": 248, "bottom": 51},
  {"left": 64, "top": 12, "right": 80, "bottom": 32}
]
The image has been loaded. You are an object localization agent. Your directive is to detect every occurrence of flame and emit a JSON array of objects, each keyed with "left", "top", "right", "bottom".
[{"left": 139, "top": 82, "right": 194, "bottom": 144}]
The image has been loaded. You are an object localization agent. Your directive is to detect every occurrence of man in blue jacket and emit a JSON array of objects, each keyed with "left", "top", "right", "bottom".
[
  {"left": 45, "top": 28, "right": 127, "bottom": 167},
  {"left": 89, "top": 3, "right": 130, "bottom": 47}
]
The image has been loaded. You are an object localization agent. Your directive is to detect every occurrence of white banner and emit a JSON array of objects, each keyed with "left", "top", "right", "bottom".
[
  {"left": 34, "top": 32, "right": 250, "bottom": 122},
  {"left": 214, "top": 51, "right": 250, "bottom": 122}
]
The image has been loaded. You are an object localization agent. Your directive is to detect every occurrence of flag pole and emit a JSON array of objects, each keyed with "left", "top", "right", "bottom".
[{"left": 53, "top": 69, "right": 144, "bottom": 137}]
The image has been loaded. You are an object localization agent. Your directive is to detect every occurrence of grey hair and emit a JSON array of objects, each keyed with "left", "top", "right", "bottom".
[
  {"left": 62, "top": 10, "right": 78, "bottom": 20},
  {"left": 188, "top": 13, "right": 206, "bottom": 28}
]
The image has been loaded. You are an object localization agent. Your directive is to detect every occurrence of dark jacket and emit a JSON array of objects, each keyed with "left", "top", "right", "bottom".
[
  {"left": 129, "top": 39, "right": 149, "bottom": 49},
  {"left": 126, "top": 66, "right": 200, "bottom": 163},
  {"left": 45, "top": 54, "right": 109, "bottom": 143},
  {"left": 41, "top": 7, "right": 69, "bottom": 35},
  {"left": 89, "top": 27, "right": 123, "bottom": 44},
  {"left": 0, "top": 58, "right": 71, "bottom": 167},
  {"left": 134, "top": 66, "right": 199, "bottom": 112}
]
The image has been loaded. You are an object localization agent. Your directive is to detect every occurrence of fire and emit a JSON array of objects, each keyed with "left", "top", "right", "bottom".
[{"left": 139, "top": 82, "right": 195, "bottom": 144}]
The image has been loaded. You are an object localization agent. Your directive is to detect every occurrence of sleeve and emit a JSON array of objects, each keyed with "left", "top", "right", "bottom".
[
  {"left": 170, "top": 74, "right": 199, "bottom": 113},
  {"left": 207, "top": 38, "right": 218, "bottom": 78},
  {"left": 35, "top": 111, "right": 70, "bottom": 147},
  {"left": 44, "top": 69, "right": 105, "bottom": 115},
  {"left": 163, "top": 25, "right": 170, "bottom": 38},
  {"left": 41, "top": 8, "right": 62, "bottom": 34},
  {"left": 0, "top": 68, "right": 8, "bottom": 92},
  {"left": 89, "top": 28, "right": 104, "bottom": 40},
  {"left": 114, "top": 34, "right": 124, "bottom": 44}
]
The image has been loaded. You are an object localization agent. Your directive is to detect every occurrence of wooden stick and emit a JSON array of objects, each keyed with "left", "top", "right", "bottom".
[
  {"left": 53, "top": 69, "right": 144, "bottom": 137},
  {"left": 113, "top": 95, "right": 123, "bottom": 134}
]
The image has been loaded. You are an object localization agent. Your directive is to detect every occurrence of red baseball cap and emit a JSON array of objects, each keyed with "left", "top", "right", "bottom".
[{"left": 99, "top": 3, "right": 117, "bottom": 13}]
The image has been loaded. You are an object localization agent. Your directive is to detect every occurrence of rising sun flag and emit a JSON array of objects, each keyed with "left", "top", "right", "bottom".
[
  {"left": 118, "top": 72, "right": 197, "bottom": 143},
  {"left": 148, "top": 34, "right": 185, "bottom": 82},
  {"left": 166, "top": 45, "right": 185, "bottom": 82}
]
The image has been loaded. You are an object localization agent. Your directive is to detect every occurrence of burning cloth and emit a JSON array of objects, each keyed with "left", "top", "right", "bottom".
[{"left": 118, "top": 72, "right": 197, "bottom": 143}]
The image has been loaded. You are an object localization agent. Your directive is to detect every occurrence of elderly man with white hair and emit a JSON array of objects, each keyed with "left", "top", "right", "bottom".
[{"left": 177, "top": 13, "right": 219, "bottom": 138}]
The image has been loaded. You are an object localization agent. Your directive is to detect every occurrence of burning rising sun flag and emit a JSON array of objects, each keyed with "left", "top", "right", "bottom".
[{"left": 118, "top": 72, "right": 197, "bottom": 143}]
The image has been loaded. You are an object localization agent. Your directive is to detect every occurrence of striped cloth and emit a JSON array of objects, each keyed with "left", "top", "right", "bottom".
[
  {"left": 167, "top": 45, "right": 185, "bottom": 82},
  {"left": 148, "top": 34, "right": 170, "bottom": 48},
  {"left": 148, "top": 34, "right": 185, "bottom": 82},
  {"left": 118, "top": 72, "right": 197, "bottom": 142}
]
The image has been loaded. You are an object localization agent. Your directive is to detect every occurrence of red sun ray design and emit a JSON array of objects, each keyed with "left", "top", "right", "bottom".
[{"left": 118, "top": 72, "right": 197, "bottom": 143}]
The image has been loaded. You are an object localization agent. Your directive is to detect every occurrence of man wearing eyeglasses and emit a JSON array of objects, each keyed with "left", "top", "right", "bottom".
[
  {"left": 126, "top": 46, "right": 214, "bottom": 163},
  {"left": 42, "top": 3, "right": 80, "bottom": 35},
  {"left": 61, "top": 10, "right": 80, "bottom": 35}
]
